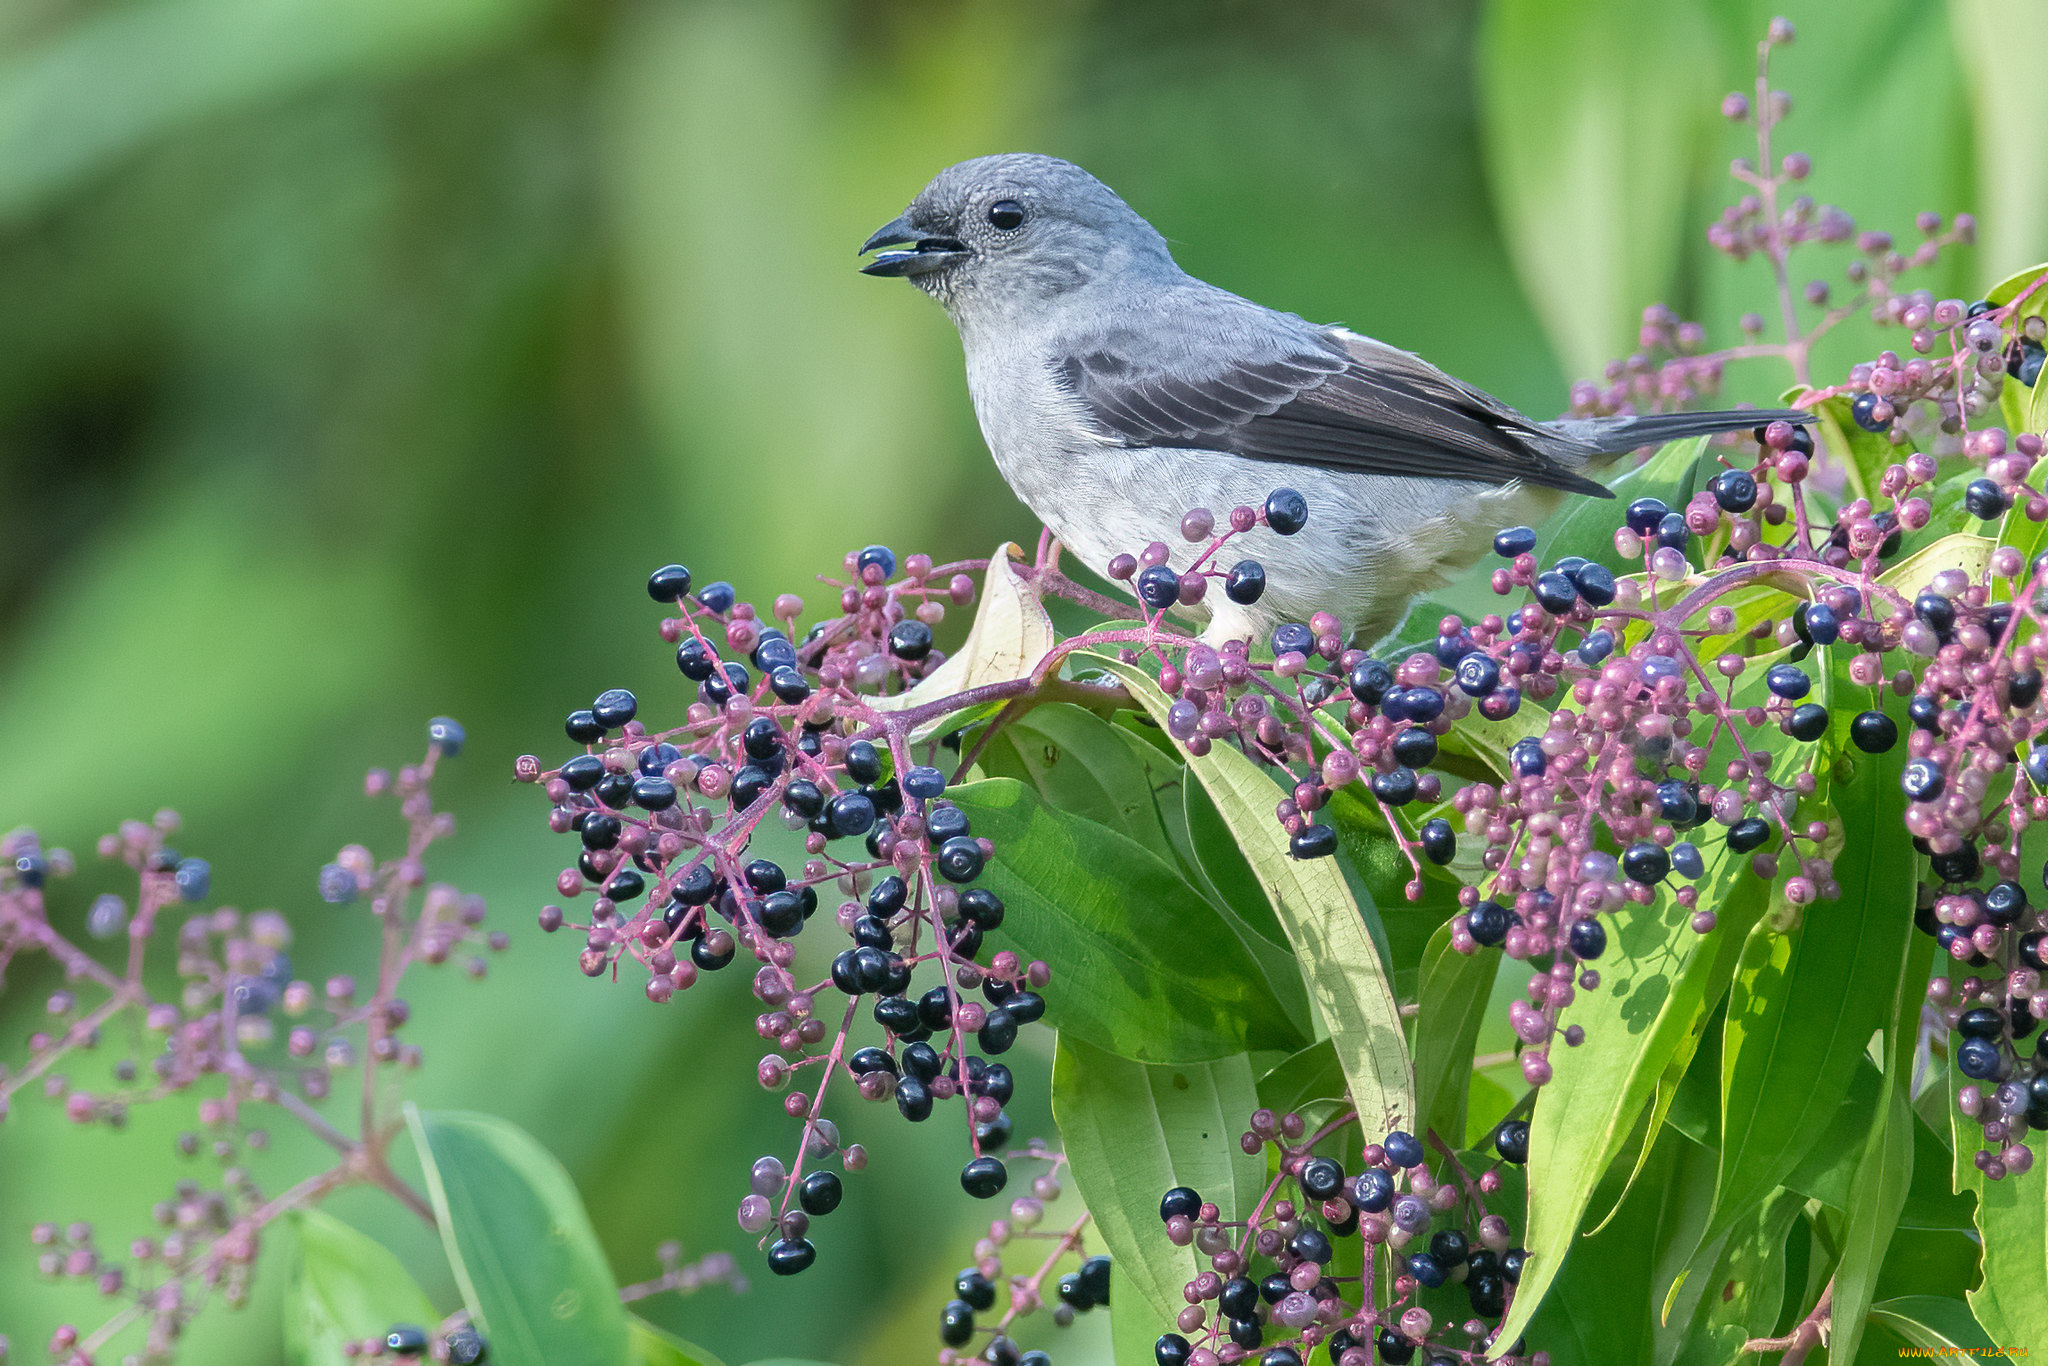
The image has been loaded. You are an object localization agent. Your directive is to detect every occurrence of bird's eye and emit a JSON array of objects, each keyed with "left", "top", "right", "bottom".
[{"left": 987, "top": 199, "right": 1025, "bottom": 231}]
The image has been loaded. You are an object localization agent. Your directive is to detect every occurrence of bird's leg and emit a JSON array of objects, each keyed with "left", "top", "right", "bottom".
[{"left": 1033, "top": 525, "right": 1062, "bottom": 575}]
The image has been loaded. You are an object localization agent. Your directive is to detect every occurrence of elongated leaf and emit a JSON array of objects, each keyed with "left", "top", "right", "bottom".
[
  {"left": 630, "top": 1316, "right": 729, "bottom": 1366},
  {"left": 1639, "top": 1137, "right": 1721, "bottom": 1364},
  {"left": 1479, "top": 0, "right": 1716, "bottom": 381},
  {"left": 1086, "top": 653, "right": 1414, "bottom": 1133},
  {"left": 1320, "top": 784, "right": 1461, "bottom": 1002},
  {"left": 1829, "top": 930, "right": 1930, "bottom": 1366},
  {"left": 1530, "top": 1135, "right": 1703, "bottom": 1366},
  {"left": 406, "top": 1107, "right": 629, "bottom": 1366},
  {"left": 1490, "top": 831, "right": 1770, "bottom": 1354},
  {"left": 1257, "top": 1040, "right": 1348, "bottom": 1119},
  {"left": 1950, "top": 1061, "right": 2048, "bottom": 1348},
  {"left": 1584, "top": 1002, "right": 1718, "bottom": 1237},
  {"left": 1955, "top": 0, "right": 2048, "bottom": 279},
  {"left": 980, "top": 704, "right": 1316, "bottom": 1041},
  {"left": 977, "top": 702, "right": 1188, "bottom": 864},
  {"left": 1774, "top": 1057, "right": 1883, "bottom": 1215},
  {"left": 1867, "top": 1295, "right": 1997, "bottom": 1353},
  {"left": 1182, "top": 768, "right": 1298, "bottom": 949},
  {"left": 1711, "top": 698, "right": 1914, "bottom": 1232},
  {"left": 953, "top": 777, "right": 1307, "bottom": 1062},
  {"left": 1544, "top": 440, "right": 1712, "bottom": 580},
  {"left": 1985, "top": 260, "right": 2048, "bottom": 308},
  {"left": 1052, "top": 1038, "right": 1264, "bottom": 1339},
  {"left": 284, "top": 1208, "right": 439, "bottom": 1366},
  {"left": 1413, "top": 924, "right": 1498, "bottom": 1150},
  {"left": 1662, "top": 1187, "right": 1806, "bottom": 1366}
]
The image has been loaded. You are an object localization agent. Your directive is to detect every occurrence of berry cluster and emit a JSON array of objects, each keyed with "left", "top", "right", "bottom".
[
  {"left": 1104, "top": 494, "right": 1304, "bottom": 618},
  {"left": 0, "top": 724, "right": 514, "bottom": 1363},
  {"left": 1150, "top": 1113, "right": 1536, "bottom": 1366},
  {"left": 520, "top": 555, "right": 1067, "bottom": 1275},
  {"left": 515, "top": 18, "right": 2048, "bottom": 1357},
  {"left": 933, "top": 1145, "right": 1106, "bottom": 1365},
  {"left": 1570, "top": 19, "right": 1986, "bottom": 418}
]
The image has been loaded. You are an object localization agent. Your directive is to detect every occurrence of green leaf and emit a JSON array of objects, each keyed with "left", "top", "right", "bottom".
[
  {"left": 284, "top": 1208, "right": 439, "bottom": 1366},
  {"left": 1776, "top": 1056, "right": 1883, "bottom": 1214},
  {"left": 406, "top": 1107, "right": 629, "bottom": 1366},
  {"left": 1827, "top": 929, "right": 1931, "bottom": 1366},
  {"left": 1478, "top": 0, "right": 1717, "bottom": 380},
  {"left": 977, "top": 703, "right": 1315, "bottom": 1041},
  {"left": 1052, "top": 1037, "right": 1265, "bottom": 1339},
  {"left": 1180, "top": 768, "right": 1294, "bottom": 950},
  {"left": 1085, "top": 652, "right": 1415, "bottom": 1134},
  {"left": 1956, "top": 0, "right": 2048, "bottom": 274},
  {"left": 1984, "top": 260, "right": 2048, "bottom": 309},
  {"left": 1637, "top": 1136, "right": 1722, "bottom": 1364},
  {"left": 1949, "top": 1061, "right": 2048, "bottom": 1348},
  {"left": 1583, "top": 1001, "right": 1718, "bottom": 1237},
  {"left": 1660, "top": 1187, "right": 1807, "bottom": 1366},
  {"left": 1466, "top": 1069, "right": 1518, "bottom": 1149},
  {"left": 629, "top": 1316, "right": 729, "bottom": 1366},
  {"left": 1530, "top": 1134, "right": 1706, "bottom": 1366},
  {"left": 976, "top": 702, "right": 1188, "bottom": 864},
  {"left": 1412, "top": 924, "right": 1498, "bottom": 1151},
  {"left": 1710, "top": 694, "right": 1915, "bottom": 1234},
  {"left": 1490, "top": 824, "right": 1770, "bottom": 1353},
  {"left": 952, "top": 777, "right": 1307, "bottom": 1063},
  {"left": 1319, "top": 784, "right": 1464, "bottom": 1003},
  {"left": 1257, "top": 1040, "right": 1349, "bottom": 1119},
  {"left": 1542, "top": 438, "right": 1715, "bottom": 571},
  {"left": 1867, "top": 1295, "right": 1997, "bottom": 1354}
]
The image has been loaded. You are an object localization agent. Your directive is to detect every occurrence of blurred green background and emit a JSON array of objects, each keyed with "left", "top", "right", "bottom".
[{"left": 0, "top": 0, "right": 2040, "bottom": 1360}]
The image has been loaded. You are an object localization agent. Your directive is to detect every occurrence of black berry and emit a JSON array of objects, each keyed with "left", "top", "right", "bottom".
[
  {"left": 1849, "top": 710, "right": 1897, "bottom": 752},
  {"left": 1264, "top": 488, "right": 1309, "bottom": 535},
  {"left": 1225, "top": 560, "right": 1267, "bottom": 604},
  {"left": 961, "top": 1156, "right": 1008, "bottom": 1198},
  {"left": 648, "top": 564, "right": 692, "bottom": 602}
]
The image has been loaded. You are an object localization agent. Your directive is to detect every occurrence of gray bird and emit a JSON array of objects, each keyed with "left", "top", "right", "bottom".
[{"left": 859, "top": 154, "right": 1795, "bottom": 646}]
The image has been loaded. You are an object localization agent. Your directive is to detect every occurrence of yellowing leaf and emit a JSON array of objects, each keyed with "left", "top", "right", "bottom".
[
  {"left": 1878, "top": 532, "right": 1992, "bottom": 596},
  {"left": 868, "top": 543, "right": 1055, "bottom": 737}
]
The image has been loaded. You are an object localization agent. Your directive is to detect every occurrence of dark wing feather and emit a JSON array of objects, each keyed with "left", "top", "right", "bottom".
[{"left": 1056, "top": 305, "right": 1609, "bottom": 496}]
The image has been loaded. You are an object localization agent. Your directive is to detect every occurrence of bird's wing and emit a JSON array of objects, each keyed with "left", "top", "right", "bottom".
[{"left": 1054, "top": 296, "right": 1608, "bottom": 496}]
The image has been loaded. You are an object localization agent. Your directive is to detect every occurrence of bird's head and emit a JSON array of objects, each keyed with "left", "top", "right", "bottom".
[{"left": 858, "top": 154, "right": 1174, "bottom": 318}]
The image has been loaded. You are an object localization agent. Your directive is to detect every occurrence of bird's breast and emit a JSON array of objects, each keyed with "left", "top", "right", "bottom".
[{"left": 961, "top": 342, "right": 1108, "bottom": 515}]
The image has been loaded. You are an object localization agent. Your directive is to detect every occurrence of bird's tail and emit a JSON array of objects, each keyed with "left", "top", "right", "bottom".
[{"left": 1580, "top": 407, "right": 1809, "bottom": 455}]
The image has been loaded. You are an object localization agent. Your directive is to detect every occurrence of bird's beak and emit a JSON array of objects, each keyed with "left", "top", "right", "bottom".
[{"left": 858, "top": 214, "right": 970, "bottom": 277}]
